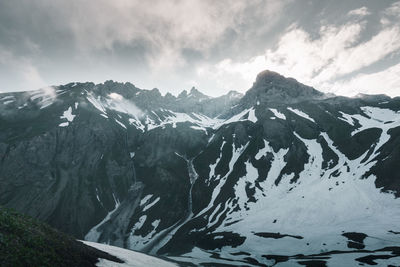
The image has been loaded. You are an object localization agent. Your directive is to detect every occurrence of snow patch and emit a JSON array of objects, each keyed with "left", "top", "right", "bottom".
[
  {"left": 132, "top": 215, "right": 147, "bottom": 231},
  {"left": 340, "top": 107, "right": 400, "bottom": 157},
  {"left": 143, "top": 197, "right": 160, "bottom": 212},
  {"left": 190, "top": 125, "right": 207, "bottom": 133},
  {"left": 128, "top": 219, "right": 161, "bottom": 250},
  {"left": 146, "top": 110, "right": 221, "bottom": 131},
  {"left": 60, "top": 106, "right": 76, "bottom": 122},
  {"left": 269, "top": 108, "right": 286, "bottom": 120},
  {"left": 87, "top": 93, "right": 107, "bottom": 114},
  {"left": 29, "top": 86, "right": 57, "bottom": 109},
  {"left": 247, "top": 108, "right": 257, "bottom": 123},
  {"left": 214, "top": 108, "right": 257, "bottom": 129},
  {"left": 212, "top": 131, "right": 400, "bottom": 259},
  {"left": 129, "top": 117, "right": 145, "bottom": 132},
  {"left": 85, "top": 194, "right": 120, "bottom": 242},
  {"left": 255, "top": 140, "right": 273, "bottom": 160},
  {"left": 83, "top": 241, "right": 177, "bottom": 267},
  {"left": 196, "top": 141, "right": 249, "bottom": 218},
  {"left": 0, "top": 95, "right": 14, "bottom": 101},
  {"left": 338, "top": 111, "right": 355, "bottom": 126},
  {"left": 115, "top": 119, "right": 127, "bottom": 129},
  {"left": 287, "top": 107, "right": 315, "bottom": 122},
  {"left": 140, "top": 195, "right": 153, "bottom": 206}
]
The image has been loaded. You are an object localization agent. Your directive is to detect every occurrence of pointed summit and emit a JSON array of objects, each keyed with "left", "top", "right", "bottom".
[
  {"left": 178, "top": 90, "right": 188, "bottom": 98},
  {"left": 188, "top": 87, "right": 209, "bottom": 99},
  {"left": 177, "top": 87, "right": 210, "bottom": 100}
]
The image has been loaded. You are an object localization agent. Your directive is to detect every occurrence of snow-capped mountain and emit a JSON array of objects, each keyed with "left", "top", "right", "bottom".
[{"left": 1, "top": 70, "right": 400, "bottom": 266}]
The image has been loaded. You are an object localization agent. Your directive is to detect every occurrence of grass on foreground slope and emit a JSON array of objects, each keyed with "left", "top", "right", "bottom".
[{"left": 0, "top": 206, "right": 123, "bottom": 267}]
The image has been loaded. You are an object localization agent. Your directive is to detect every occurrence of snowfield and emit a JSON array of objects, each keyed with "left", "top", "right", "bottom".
[{"left": 82, "top": 241, "right": 177, "bottom": 267}]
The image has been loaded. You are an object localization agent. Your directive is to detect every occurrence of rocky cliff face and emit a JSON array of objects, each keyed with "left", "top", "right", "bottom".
[{"left": 1, "top": 71, "right": 400, "bottom": 266}]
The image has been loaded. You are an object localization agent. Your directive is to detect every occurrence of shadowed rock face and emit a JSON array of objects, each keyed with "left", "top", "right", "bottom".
[
  {"left": 1, "top": 70, "right": 400, "bottom": 266},
  {"left": 0, "top": 104, "right": 136, "bottom": 238},
  {"left": 0, "top": 81, "right": 241, "bottom": 241}
]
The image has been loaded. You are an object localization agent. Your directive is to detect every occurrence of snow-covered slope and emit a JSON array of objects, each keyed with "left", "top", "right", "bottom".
[{"left": 82, "top": 241, "right": 177, "bottom": 267}]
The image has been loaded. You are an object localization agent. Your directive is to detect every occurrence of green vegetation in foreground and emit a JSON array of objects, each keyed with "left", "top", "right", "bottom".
[{"left": 0, "top": 206, "right": 123, "bottom": 267}]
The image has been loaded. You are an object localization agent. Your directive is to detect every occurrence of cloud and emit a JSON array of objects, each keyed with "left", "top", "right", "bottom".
[
  {"left": 326, "top": 63, "right": 400, "bottom": 97},
  {"left": 0, "top": 45, "right": 47, "bottom": 92},
  {"left": 64, "top": 0, "right": 245, "bottom": 70},
  {"left": 106, "top": 93, "right": 143, "bottom": 118},
  {"left": 1, "top": 1, "right": 398, "bottom": 98},
  {"left": 197, "top": 56, "right": 268, "bottom": 93},
  {"left": 197, "top": 9, "right": 400, "bottom": 97},
  {"left": 0, "top": 0, "right": 291, "bottom": 93},
  {"left": 12, "top": 0, "right": 287, "bottom": 72},
  {"left": 384, "top": 1, "right": 400, "bottom": 18},
  {"left": 381, "top": 1, "right": 400, "bottom": 26},
  {"left": 262, "top": 22, "right": 368, "bottom": 84},
  {"left": 348, "top": 7, "right": 370, "bottom": 17},
  {"left": 314, "top": 26, "right": 400, "bottom": 82}
]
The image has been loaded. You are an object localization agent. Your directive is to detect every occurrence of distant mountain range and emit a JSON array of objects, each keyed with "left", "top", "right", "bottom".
[{"left": 1, "top": 70, "right": 400, "bottom": 266}]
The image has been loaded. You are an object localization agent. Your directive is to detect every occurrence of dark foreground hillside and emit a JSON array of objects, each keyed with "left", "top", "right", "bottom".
[{"left": 0, "top": 206, "right": 123, "bottom": 267}]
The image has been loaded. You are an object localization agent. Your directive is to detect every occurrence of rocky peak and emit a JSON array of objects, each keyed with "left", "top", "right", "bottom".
[
  {"left": 254, "top": 70, "right": 284, "bottom": 83},
  {"left": 242, "top": 70, "right": 325, "bottom": 105},
  {"left": 188, "top": 87, "right": 207, "bottom": 98},
  {"left": 177, "top": 87, "right": 209, "bottom": 100},
  {"left": 149, "top": 88, "right": 162, "bottom": 97},
  {"left": 164, "top": 92, "right": 176, "bottom": 100},
  {"left": 178, "top": 90, "right": 188, "bottom": 98}
]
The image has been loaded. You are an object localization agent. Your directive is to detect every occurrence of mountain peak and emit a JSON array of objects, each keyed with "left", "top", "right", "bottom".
[
  {"left": 178, "top": 90, "right": 188, "bottom": 98},
  {"left": 188, "top": 87, "right": 209, "bottom": 99},
  {"left": 242, "top": 70, "right": 325, "bottom": 105},
  {"left": 177, "top": 87, "right": 209, "bottom": 100},
  {"left": 189, "top": 86, "right": 200, "bottom": 96},
  {"left": 255, "top": 70, "right": 284, "bottom": 83}
]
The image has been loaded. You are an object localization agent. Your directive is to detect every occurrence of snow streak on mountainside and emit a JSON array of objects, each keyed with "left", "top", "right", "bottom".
[{"left": 1, "top": 70, "right": 400, "bottom": 266}]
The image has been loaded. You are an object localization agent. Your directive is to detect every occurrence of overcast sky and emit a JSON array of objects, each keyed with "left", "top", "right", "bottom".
[{"left": 1, "top": 0, "right": 400, "bottom": 97}]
